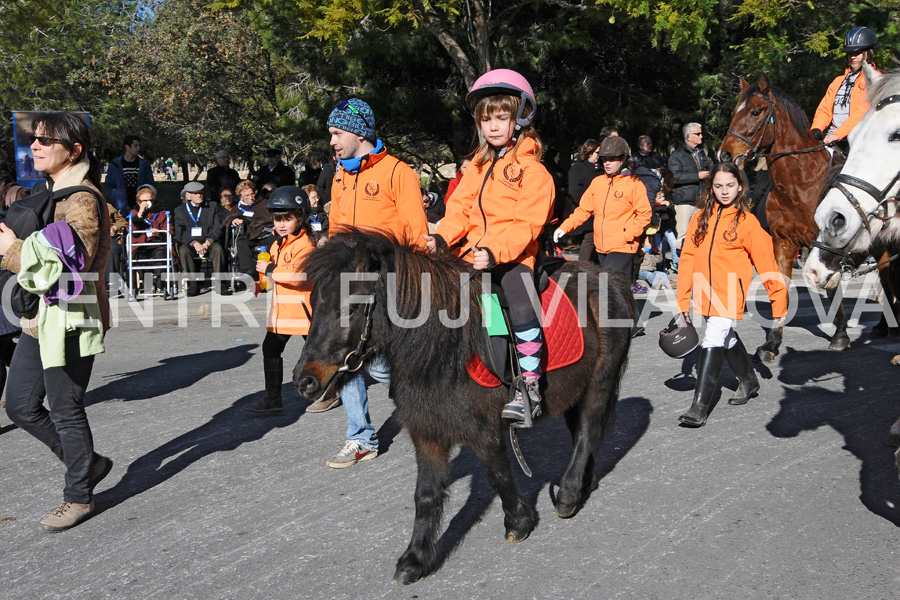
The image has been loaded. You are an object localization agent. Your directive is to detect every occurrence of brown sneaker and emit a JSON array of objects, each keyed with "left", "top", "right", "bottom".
[
  {"left": 306, "top": 395, "right": 342, "bottom": 413},
  {"left": 39, "top": 501, "right": 95, "bottom": 533}
]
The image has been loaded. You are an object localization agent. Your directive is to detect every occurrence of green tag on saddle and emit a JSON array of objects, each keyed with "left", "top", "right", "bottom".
[{"left": 479, "top": 293, "right": 509, "bottom": 336}]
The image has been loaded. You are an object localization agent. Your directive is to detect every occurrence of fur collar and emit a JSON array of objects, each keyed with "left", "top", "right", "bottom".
[{"left": 50, "top": 158, "right": 90, "bottom": 190}]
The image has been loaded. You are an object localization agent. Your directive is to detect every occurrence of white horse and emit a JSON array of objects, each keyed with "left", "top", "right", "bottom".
[{"left": 803, "top": 63, "right": 900, "bottom": 455}]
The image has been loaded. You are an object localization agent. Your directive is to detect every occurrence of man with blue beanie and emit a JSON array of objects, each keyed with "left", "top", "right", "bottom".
[{"left": 324, "top": 98, "right": 428, "bottom": 468}]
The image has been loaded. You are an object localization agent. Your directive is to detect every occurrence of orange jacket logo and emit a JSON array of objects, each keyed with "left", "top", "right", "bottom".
[
  {"left": 503, "top": 163, "right": 523, "bottom": 184},
  {"left": 722, "top": 229, "right": 738, "bottom": 242},
  {"left": 365, "top": 180, "right": 380, "bottom": 196},
  {"left": 614, "top": 190, "right": 624, "bottom": 198}
]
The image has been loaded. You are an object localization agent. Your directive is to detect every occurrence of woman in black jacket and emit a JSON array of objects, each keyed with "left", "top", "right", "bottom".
[{"left": 565, "top": 139, "right": 602, "bottom": 262}]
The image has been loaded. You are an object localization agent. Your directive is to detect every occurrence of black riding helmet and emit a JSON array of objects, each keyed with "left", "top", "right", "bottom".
[
  {"left": 267, "top": 186, "right": 310, "bottom": 218},
  {"left": 843, "top": 27, "right": 877, "bottom": 53},
  {"left": 658, "top": 316, "right": 700, "bottom": 359}
]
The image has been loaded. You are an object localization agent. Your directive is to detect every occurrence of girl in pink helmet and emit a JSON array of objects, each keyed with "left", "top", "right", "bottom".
[{"left": 425, "top": 69, "right": 555, "bottom": 426}]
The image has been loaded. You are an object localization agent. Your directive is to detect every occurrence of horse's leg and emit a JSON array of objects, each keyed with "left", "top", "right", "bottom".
[
  {"left": 828, "top": 285, "right": 851, "bottom": 350},
  {"left": 472, "top": 431, "right": 535, "bottom": 543},
  {"left": 393, "top": 436, "right": 450, "bottom": 585},
  {"left": 555, "top": 402, "right": 604, "bottom": 519},
  {"left": 757, "top": 237, "right": 795, "bottom": 362}
]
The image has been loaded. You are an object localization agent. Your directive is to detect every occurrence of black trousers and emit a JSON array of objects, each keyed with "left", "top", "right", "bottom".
[
  {"left": 6, "top": 334, "right": 96, "bottom": 503},
  {"left": 262, "top": 331, "right": 293, "bottom": 359},
  {"left": 486, "top": 262, "right": 540, "bottom": 326},
  {"left": 236, "top": 234, "right": 276, "bottom": 280},
  {"left": 596, "top": 251, "right": 635, "bottom": 276}
]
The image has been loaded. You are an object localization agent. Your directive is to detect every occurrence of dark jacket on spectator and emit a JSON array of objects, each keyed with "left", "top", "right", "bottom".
[
  {"left": 317, "top": 162, "right": 335, "bottom": 206},
  {"left": 631, "top": 150, "right": 665, "bottom": 170},
  {"left": 173, "top": 200, "right": 224, "bottom": 246},
  {"left": 206, "top": 165, "right": 241, "bottom": 204},
  {"left": 667, "top": 142, "right": 714, "bottom": 206},
  {"left": 224, "top": 197, "right": 272, "bottom": 240},
  {"left": 254, "top": 162, "right": 295, "bottom": 189}
]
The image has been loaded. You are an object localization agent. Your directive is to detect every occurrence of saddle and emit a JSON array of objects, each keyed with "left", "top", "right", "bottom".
[{"left": 466, "top": 257, "right": 584, "bottom": 388}]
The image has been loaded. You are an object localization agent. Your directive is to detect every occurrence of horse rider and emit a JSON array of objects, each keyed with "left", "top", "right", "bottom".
[
  {"left": 425, "top": 69, "right": 554, "bottom": 425},
  {"left": 811, "top": 26, "right": 880, "bottom": 153}
]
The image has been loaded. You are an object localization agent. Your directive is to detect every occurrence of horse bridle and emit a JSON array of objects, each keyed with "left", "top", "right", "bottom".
[
  {"left": 810, "top": 94, "right": 900, "bottom": 275},
  {"left": 312, "top": 295, "right": 378, "bottom": 402},
  {"left": 726, "top": 92, "right": 777, "bottom": 162},
  {"left": 727, "top": 92, "right": 828, "bottom": 162}
]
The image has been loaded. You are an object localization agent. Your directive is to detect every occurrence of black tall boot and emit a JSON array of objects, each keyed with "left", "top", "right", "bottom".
[
  {"left": 244, "top": 357, "right": 284, "bottom": 414},
  {"left": 678, "top": 347, "right": 724, "bottom": 427},
  {"left": 725, "top": 335, "right": 759, "bottom": 405}
]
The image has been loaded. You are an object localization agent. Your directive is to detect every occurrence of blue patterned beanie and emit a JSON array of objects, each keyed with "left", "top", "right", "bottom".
[{"left": 327, "top": 98, "right": 376, "bottom": 141}]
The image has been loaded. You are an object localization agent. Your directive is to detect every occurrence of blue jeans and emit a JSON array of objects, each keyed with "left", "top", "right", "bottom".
[
  {"left": 339, "top": 356, "right": 389, "bottom": 451},
  {"left": 655, "top": 230, "right": 679, "bottom": 267},
  {"left": 639, "top": 270, "right": 669, "bottom": 288}
]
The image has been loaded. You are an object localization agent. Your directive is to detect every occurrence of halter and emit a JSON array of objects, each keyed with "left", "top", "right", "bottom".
[
  {"left": 726, "top": 92, "right": 828, "bottom": 162},
  {"left": 810, "top": 94, "right": 900, "bottom": 276},
  {"left": 312, "top": 295, "right": 378, "bottom": 402},
  {"left": 726, "top": 92, "right": 777, "bottom": 163}
]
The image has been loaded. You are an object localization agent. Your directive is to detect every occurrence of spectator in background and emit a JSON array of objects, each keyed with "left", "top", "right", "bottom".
[
  {"left": 254, "top": 148, "right": 295, "bottom": 189},
  {"left": 301, "top": 183, "right": 328, "bottom": 239},
  {"left": 219, "top": 188, "right": 236, "bottom": 211},
  {"left": 130, "top": 184, "right": 173, "bottom": 294},
  {"left": 206, "top": 150, "right": 240, "bottom": 205},
  {"left": 445, "top": 157, "right": 470, "bottom": 202},
  {"left": 225, "top": 180, "right": 274, "bottom": 283},
  {"left": 298, "top": 152, "right": 323, "bottom": 187},
  {"left": 106, "top": 135, "right": 154, "bottom": 215},
  {"left": 422, "top": 187, "right": 445, "bottom": 230},
  {"left": 316, "top": 150, "right": 336, "bottom": 207},
  {"left": 600, "top": 125, "right": 618, "bottom": 138},
  {"left": 631, "top": 135, "right": 665, "bottom": 170},
  {"left": 668, "top": 122, "right": 713, "bottom": 244},
  {"left": 565, "top": 139, "right": 602, "bottom": 261},
  {"left": 172, "top": 181, "right": 227, "bottom": 296}
]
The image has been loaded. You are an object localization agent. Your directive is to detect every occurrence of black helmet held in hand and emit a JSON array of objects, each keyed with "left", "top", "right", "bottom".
[
  {"left": 659, "top": 316, "right": 700, "bottom": 359},
  {"left": 843, "top": 27, "right": 877, "bottom": 53},
  {"left": 267, "top": 186, "right": 310, "bottom": 215}
]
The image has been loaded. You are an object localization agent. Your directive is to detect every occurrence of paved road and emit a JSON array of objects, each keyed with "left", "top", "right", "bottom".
[{"left": 2, "top": 272, "right": 899, "bottom": 599}]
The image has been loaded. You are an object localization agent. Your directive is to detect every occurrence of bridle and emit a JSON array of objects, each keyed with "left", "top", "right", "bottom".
[
  {"left": 810, "top": 93, "right": 900, "bottom": 276},
  {"left": 312, "top": 295, "right": 378, "bottom": 402},
  {"left": 726, "top": 92, "right": 828, "bottom": 163}
]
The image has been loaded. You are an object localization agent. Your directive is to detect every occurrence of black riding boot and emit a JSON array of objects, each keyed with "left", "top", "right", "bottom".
[
  {"left": 725, "top": 335, "right": 759, "bottom": 405},
  {"left": 678, "top": 347, "right": 724, "bottom": 427},
  {"left": 244, "top": 357, "right": 284, "bottom": 414}
]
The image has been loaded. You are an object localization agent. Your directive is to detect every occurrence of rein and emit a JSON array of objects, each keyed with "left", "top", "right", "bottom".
[{"left": 313, "top": 295, "right": 378, "bottom": 402}]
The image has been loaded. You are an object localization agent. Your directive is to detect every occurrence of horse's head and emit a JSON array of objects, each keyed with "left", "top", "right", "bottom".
[
  {"left": 292, "top": 230, "right": 394, "bottom": 401},
  {"left": 719, "top": 74, "right": 777, "bottom": 167},
  {"left": 806, "top": 64, "right": 900, "bottom": 286}
]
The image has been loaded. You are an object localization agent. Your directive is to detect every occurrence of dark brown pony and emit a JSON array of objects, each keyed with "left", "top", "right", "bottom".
[
  {"left": 293, "top": 230, "right": 634, "bottom": 584},
  {"left": 719, "top": 73, "right": 849, "bottom": 360}
]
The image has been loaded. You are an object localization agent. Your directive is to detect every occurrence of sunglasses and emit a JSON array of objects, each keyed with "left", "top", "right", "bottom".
[
  {"left": 335, "top": 100, "right": 373, "bottom": 130},
  {"left": 28, "top": 134, "right": 63, "bottom": 146}
]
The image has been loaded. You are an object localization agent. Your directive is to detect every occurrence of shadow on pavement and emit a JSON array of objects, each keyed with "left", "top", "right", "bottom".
[
  {"left": 94, "top": 392, "right": 302, "bottom": 512},
  {"left": 86, "top": 344, "right": 257, "bottom": 405},
  {"left": 424, "top": 395, "right": 652, "bottom": 573},
  {"left": 767, "top": 346, "right": 900, "bottom": 527}
]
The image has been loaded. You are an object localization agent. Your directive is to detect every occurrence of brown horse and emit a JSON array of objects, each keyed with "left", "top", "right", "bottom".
[{"left": 719, "top": 73, "right": 850, "bottom": 360}]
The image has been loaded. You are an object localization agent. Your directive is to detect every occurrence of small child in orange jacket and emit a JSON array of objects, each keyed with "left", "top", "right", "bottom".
[
  {"left": 674, "top": 162, "right": 788, "bottom": 427},
  {"left": 244, "top": 187, "right": 338, "bottom": 415},
  {"left": 424, "top": 69, "right": 554, "bottom": 426}
]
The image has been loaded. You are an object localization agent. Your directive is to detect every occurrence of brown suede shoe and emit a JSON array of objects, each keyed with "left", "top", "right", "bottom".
[
  {"left": 306, "top": 395, "right": 342, "bottom": 413},
  {"left": 39, "top": 501, "right": 95, "bottom": 533}
]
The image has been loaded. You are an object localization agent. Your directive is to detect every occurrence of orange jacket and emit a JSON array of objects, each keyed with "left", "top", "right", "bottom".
[
  {"left": 436, "top": 138, "right": 554, "bottom": 269},
  {"left": 811, "top": 66, "right": 878, "bottom": 141},
  {"left": 267, "top": 230, "right": 316, "bottom": 335},
  {"left": 329, "top": 147, "right": 428, "bottom": 249},
  {"left": 559, "top": 172, "right": 651, "bottom": 254},
  {"left": 677, "top": 205, "right": 787, "bottom": 320}
]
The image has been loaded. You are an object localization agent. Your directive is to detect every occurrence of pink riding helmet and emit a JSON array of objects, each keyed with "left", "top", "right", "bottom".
[{"left": 465, "top": 68, "right": 537, "bottom": 129}]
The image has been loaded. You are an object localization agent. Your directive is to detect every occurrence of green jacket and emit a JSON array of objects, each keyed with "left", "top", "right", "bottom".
[{"left": 17, "top": 234, "right": 104, "bottom": 368}]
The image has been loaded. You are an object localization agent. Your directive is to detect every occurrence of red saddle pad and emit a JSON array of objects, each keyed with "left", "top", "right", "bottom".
[{"left": 466, "top": 277, "right": 584, "bottom": 388}]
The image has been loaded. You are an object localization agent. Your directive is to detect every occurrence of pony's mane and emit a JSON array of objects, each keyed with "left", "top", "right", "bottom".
[
  {"left": 867, "top": 67, "right": 900, "bottom": 108},
  {"left": 741, "top": 83, "right": 811, "bottom": 134},
  {"left": 302, "top": 228, "right": 486, "bottom": 382}
]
